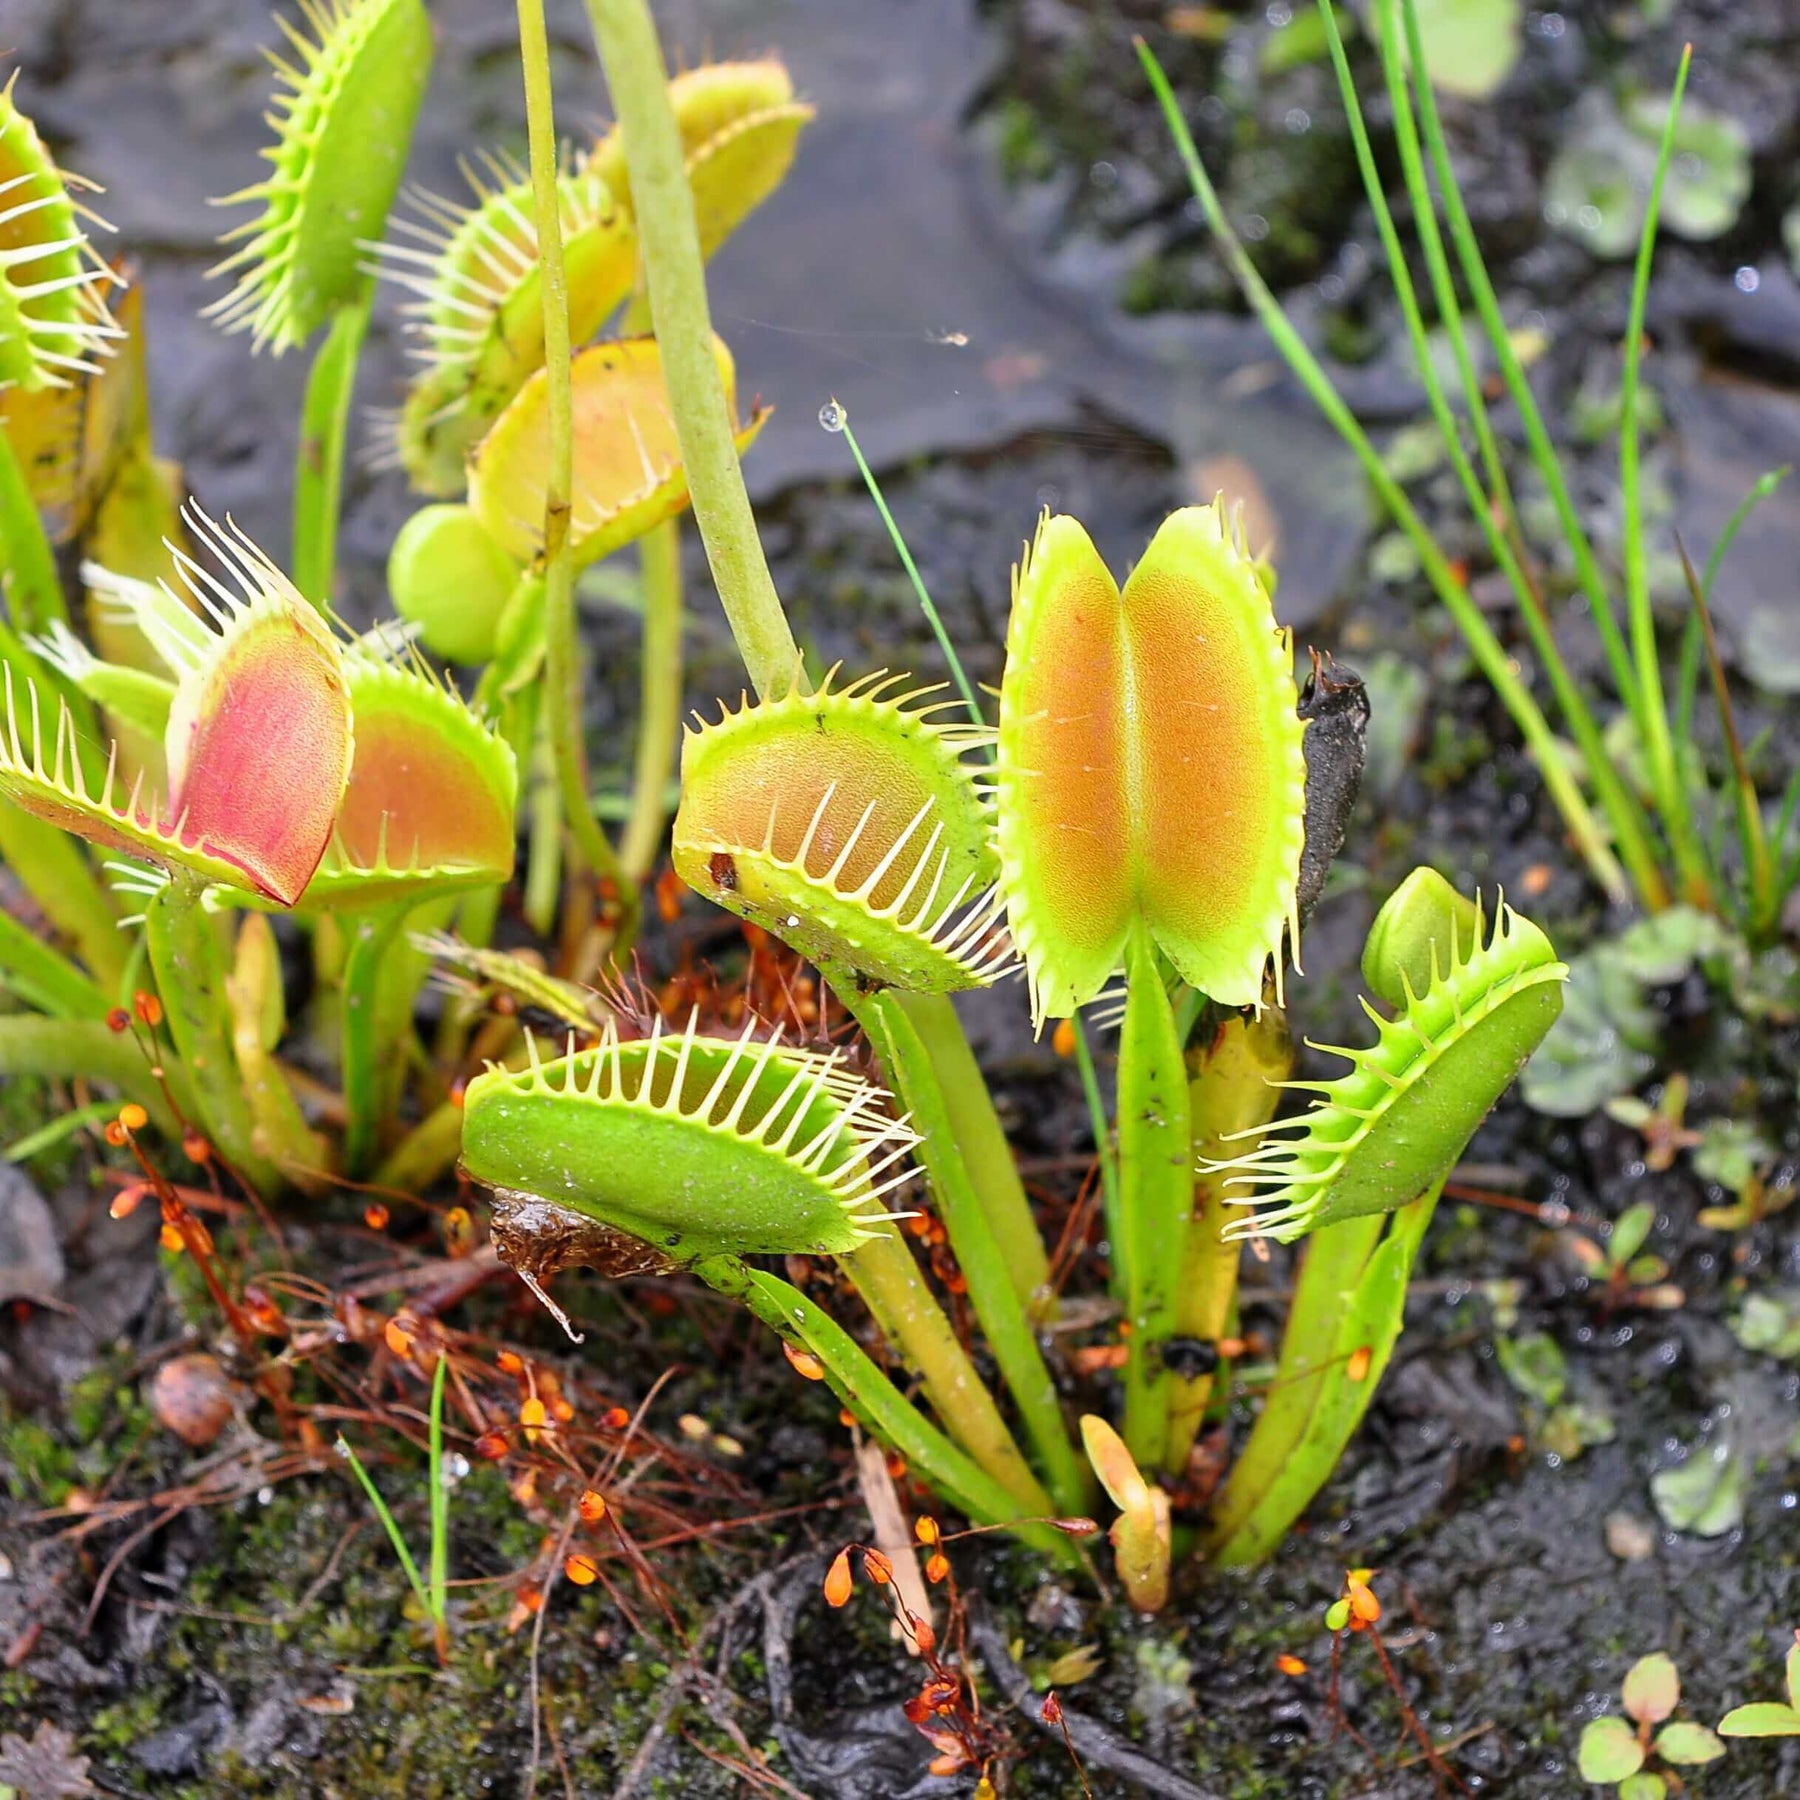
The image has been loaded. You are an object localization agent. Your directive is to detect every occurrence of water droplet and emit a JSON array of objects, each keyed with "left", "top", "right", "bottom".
[
  {"left": 258, "top": 1485, "right": 274, "bottom": 1505},
  {"left": 1736, "top": 266, "right": 1761, "bottom": 294},
  {"left": 818, "top": 399, "right": 847, "bottom": 433}
]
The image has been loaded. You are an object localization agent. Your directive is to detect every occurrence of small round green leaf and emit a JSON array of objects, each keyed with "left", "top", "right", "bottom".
[
  {"left": 1578, "top": 1716, "right": 1644, "bottom": 1783},
  {"left": 1651, "top": 1721, "right": 1724, "bottom": 1766}
]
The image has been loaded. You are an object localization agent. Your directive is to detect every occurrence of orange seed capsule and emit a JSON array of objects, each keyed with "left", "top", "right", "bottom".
[
  {"left": 578, "top": 1489, "right": 608, "bottom": 1525},
  {"left": 602, "top": 1406, "right": 630, "bottom": 1431},
  {"left": 106, "top": 1006, "right": 132, "bottom": 1033},
  {"left": 564, "top": 1553, "right": 599, "bottom": 1586},
  {"left": 925, "top": 1551, "right": 950, "bottom": 1584},
  {"left": 104, "top": 1121, "right": 129, "bottom": 1147},
  {"left": 383, "top": 1318, "right": 415, "bottom": 1358},
  {"left": 443, "top": 1206, "right": 475, "bottom": 1256},
  {"left": 1051, "top": 1018, "right": 1077, "bottom": 1058},
  {"left": 134, "top": 991, "right": 163, "bottom": 1028},
  {"left": 474, "top": 1429, "right": 509, "bottom": 1460},
  {"left": 497, "top": 1351, "right": 525, "bottom": 1376},
  {"left": 520, "top": 1397, "right": 548, "bottom": 1429},
  {"left": 181, "top": 1127, "right": 212, "bottom": 1165},
  {"left": 823, "top": 1547, "right": 854, "bottom": 1607},
  {"left": 783, "top": 1341, "right": 826, "bottom": 1381},
  {"left": 110, "top": 1185, "right": 150, "bottom": 1220},
  {"left": 863, "top": 1549, "right": 894, "bottom": 1586},
  {"left": 160, "top": 1222, "right": 184, "bottom": 1253},
  {"left": 915, "top": 1516, "right": 940, "bottom": 1546},
  {"left": 364, "top": 1203, "right": 391, "bottom": 1231},
  {"left": 1277, "top": 1653, "right": 1307, "bottom": 1677},
  {"left": 118, "top": 1103, "right": 148, "bottom": 1133},
  {"left": 1347, "top": 1577, "right": 1381, "bottom": 1625}
]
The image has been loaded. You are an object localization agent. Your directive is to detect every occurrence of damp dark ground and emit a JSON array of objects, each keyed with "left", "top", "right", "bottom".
[{"left": 4, "top": 0, "right": 1800, "bottom": 1795}]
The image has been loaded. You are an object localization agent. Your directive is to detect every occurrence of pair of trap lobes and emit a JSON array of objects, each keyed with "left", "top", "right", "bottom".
[{"left": 676, "top": 503, "right": 1311, "bottom": 1025}]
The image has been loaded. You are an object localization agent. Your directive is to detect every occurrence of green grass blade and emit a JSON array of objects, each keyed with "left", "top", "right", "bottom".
[
  {"left": 427, "top": 1353, "right": 449, "bottom": 1633},
  {"left": 1133, "top": 34, "right": 1630, "bottom": 902},
  {"left": 1397, "top": 0, "right": 1641, "bottom": 722},
  {"left": 1675, "top": 536, "right": 1775, "bottom": 939},
  {"left": 834, "top": 406, "right": 988, "bottom": 735},
  {"left": 1619, "top": 45, "right": 1708, "bottom": 903},
  {"left": 1677, "top": 465, "right": 1791, "bottom": 740},
  {"left": 5, "top": 1099, "right": 117, "bottom": 1164},
  {"left": 338, "top": 1436, "right": 433, "bottom": 1616},
  {"left": 1340, "top": 1, "right": 1666, "bottom": 910}
]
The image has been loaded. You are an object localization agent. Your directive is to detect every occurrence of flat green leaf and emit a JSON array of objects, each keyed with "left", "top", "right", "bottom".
[
  {"left": 1623, "top": 1653, "right": 1680, "bottom": 1726},
  {"left": 1609, "top": 1203, "right": 1656, "bottom": 1271},
  {"left": 1717, "top": 1702, "right": 1800, "bottom": 1738},
  {"left": 1652, "top": 1721, "right": 1724, "bottom": 1765},
  {"left": 1617, "top": 1774, "right": 1665, "bottom": 1800},
  {"left": 1650, "top": 1441, "right": 1748, "bottom": 1537},
  {"left": 1495, "top": 1330, "right": 1566, "bottom": 1409},
  {"left": 1578, "top": 1715, "right": 1644, "bottom": 1782}
]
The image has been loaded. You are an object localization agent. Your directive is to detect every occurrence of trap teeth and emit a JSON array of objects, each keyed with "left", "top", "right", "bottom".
[
  {"left": 460, "top": 1016, "right": 918, "bottom": 1261},
  {"left": 671, "top": 671, "right": 1004, "bottom": 993},
  {"left": 1211, "top": 876, "right": 1567, "bottom": 1244},
  {"left": 204, "top": 0, "right": 433, "bottom": 353}
]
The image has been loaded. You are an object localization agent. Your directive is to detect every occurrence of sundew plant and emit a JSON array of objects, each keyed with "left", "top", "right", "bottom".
[{"left": 0, "top": 0, "right": 1568, "bottom": 1615}]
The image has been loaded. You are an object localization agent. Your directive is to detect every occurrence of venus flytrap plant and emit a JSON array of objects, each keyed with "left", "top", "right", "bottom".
[
  {"left": 994, "top": 500, "right": 1305, "bottom": 1466},
  {"left": 444, "top": 0, "right": 1584, "bottom": 1601},
  {"left": 1202, "top": 869, "right": 1566, "bottom": 1564}
]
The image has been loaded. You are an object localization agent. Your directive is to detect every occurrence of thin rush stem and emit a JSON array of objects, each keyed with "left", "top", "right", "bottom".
[
  {"left": 1398, "top": 0, "right": 1641, "bottom": 723},
  {"left": 1621, "top": 46, "right": 1708, "bottom": 904},
  {"left": 581, "top": 0, "right": 800, "bottom": 701},
  {"left": 290, "top": 281, "right": 373, "bottom": 606},
  {"left": 517, "top": 0, "right": 636, "bottom": 950},
  {"left": 1136, "top": 34, "right": 1630, "bottom": 906},
  {"left": 836, "top": 409, "right": 986, "bottom": 732},
  {"left": 621, "top": 517, "right": 684, "bottom": 880},
  {"left": 1676, "top": 538, "right": 1773, "bottom": 939}
]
